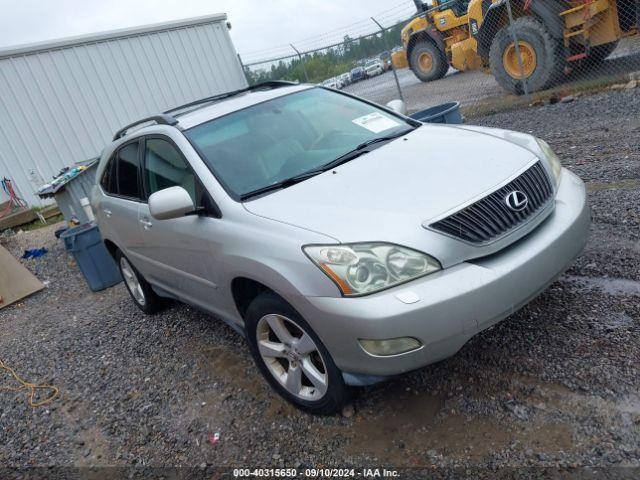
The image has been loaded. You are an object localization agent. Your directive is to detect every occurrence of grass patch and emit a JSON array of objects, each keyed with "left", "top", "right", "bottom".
[
  {"left": 19, "top": 214, "right": 65, "bottom": 232},
  {"left": 462, "top": 71, "right": 636, "bottom": 120}
]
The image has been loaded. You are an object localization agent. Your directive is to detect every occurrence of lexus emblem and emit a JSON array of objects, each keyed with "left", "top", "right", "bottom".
[{"left": 505, "top": 190, "right": 528, "bottom": 211}]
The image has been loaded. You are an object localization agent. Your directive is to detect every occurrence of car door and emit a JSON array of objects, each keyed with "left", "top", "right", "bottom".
[
  {"left": 135, "top": 135, "right": 221, "bottom": 309},
  {"left": 96, "top": 140, "right": 145, "bottom": 260}
]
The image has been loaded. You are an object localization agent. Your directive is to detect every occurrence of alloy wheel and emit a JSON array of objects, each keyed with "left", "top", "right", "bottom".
[
  {"left": 120, "top": 257, "right": 146, "bottom": 306},
  {"left": 256, "top": 314, "right": 328, "bottom": 401}
]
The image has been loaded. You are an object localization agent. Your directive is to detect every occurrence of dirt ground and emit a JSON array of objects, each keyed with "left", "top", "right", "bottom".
[{"left": 0, "top": 87, "right": 639, "bottom": 477}]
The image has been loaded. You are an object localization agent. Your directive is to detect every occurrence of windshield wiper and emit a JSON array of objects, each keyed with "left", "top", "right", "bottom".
[
  {"left": 320, "top": 126, "right": 416, "bottom": 171},
  {"left": 239, "top": 126, "right": 416, "bottom": 201},
  {"left": 240, "top": 170, "right": 323, "bottom": 201},
  {"left": 355, "top": 127, "right": 416, "bottom": 151}
]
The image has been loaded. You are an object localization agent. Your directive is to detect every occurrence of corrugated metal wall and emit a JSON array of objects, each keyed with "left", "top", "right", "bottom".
[{"left": 0, "top": 14, "right": 247, "bottom": 205}]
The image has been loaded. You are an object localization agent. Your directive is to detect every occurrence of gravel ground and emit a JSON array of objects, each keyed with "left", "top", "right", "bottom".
[{"left": 0, "top": 88, "right": 639, "bottom": 477}]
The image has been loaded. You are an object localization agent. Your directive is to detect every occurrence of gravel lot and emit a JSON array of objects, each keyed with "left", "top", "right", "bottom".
[{"left": 1, "top": 87, "right": 639, "bottom": 476}]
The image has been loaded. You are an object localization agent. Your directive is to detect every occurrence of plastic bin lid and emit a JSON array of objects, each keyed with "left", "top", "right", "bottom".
[{"left": 59, "top": 221, "right": 98, "bottom": 239}]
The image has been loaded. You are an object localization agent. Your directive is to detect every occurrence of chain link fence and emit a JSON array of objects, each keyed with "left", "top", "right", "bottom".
[{"left": 239, "top": 0, "right": 640, "bottom": 119}]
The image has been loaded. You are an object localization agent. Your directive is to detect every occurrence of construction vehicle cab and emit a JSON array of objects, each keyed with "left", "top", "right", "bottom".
[{"left": 392, "top": 0, "right": 639, "bottom": 94}]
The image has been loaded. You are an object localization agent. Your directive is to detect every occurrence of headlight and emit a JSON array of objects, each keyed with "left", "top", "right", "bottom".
[
  {"left": 536, "top": 138, "right": 562, "bottom": 186},
  {"left": 303, "top": 243, "right": 441, "bottom": 296}
]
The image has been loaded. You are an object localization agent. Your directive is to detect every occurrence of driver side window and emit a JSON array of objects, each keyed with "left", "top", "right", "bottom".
[{"left": 143, "top": 138, "right": 203, "bottom": 207}]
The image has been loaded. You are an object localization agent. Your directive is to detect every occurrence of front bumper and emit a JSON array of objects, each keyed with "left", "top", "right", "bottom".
[{"left": 293, "top": 169, "right": 590, "bottom": 381}]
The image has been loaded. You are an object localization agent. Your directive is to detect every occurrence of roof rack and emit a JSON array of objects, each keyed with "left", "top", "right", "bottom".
[
  {"left": 112, "top": 81, "right": 299, "bottom": 141},
  {"left": 112, "top": 114, "right": 179, "bottom": 141},
  {"left": 164, "top": 80, "right": 299, "bottom": 116}
]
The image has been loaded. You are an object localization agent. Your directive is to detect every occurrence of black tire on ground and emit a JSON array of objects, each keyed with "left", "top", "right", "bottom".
[
  {"left": 586, "top": 41, "right": 619, "bottom": 64},
  {"left": 489, "top": 16, "right": 565, "bottom": 95},
  {"left": 409, "top": 40, "right": 449, "bottom": 82},
  {"left": 115, "top": 250, "right": 166, "bottom": 314},
  {"left": 245, "top": 291, "right": 349, "bottom": 415}
]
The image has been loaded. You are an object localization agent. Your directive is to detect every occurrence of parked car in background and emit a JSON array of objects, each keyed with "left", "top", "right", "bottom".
[
  {"left": 93, "top": 81, "right": 589, "bottom": 414},
  {"left": 350, "top": 66, "right": 365, "bottom": 82},
  {"left": 322, "top": 77, "right": 344, "bottom": 90},
  {"left": 365, "top": 59, "right": 384, "bottom": 77},
  {"left": 338, "top": 73, "right": 351, "bottom": 88},
  {"left": 322, "top": 78, "right": 338, "bottom": 89},
  {"left": 379, "top": 52, "right": 392, "bottom": 71}
]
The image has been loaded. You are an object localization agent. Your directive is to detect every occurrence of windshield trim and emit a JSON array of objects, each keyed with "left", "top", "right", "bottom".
[{"left": 182, "top": 86, "right": 419, "bottom": 202}]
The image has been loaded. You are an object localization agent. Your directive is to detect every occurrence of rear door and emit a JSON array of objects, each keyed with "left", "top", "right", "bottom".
[
  {"left": 135, "top": 135, "right": 221, "bottom": 308},
  {"left": 96, "top": 140, "right": 145, "bottom": 261}
]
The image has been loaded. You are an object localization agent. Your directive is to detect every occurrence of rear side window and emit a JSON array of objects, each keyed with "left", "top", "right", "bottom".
[
  {"left": 116, "top": 142, "right": 142, "bottom": 200},
  {"left": 99, "top": 157, "right": 117, "bottom": 194}
]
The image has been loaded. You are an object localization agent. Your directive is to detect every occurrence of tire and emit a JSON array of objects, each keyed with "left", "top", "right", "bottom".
[
  {"left": 116, "top": 250, "right": 166, "bottom": 314},
  {"left": 245, "top": 292, "right": 349, "bottom": 415},
  {"left": 409, "top": 40, "right": 448, "bottom": 82},
  {"left": 489, "top": 17, "right": 564, "bottom": 95}
]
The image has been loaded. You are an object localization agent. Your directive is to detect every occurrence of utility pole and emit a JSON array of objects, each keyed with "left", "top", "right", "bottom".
[
  {"left": 290, "top": 44, "right": 309, "bottom": 82},
  {"left": 371, "top": 17, "right": 404, "bottom": 101}
]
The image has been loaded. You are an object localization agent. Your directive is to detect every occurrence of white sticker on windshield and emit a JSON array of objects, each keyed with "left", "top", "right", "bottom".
[{"left": 352, "top": 112, "right": 401, "bottom": 133}]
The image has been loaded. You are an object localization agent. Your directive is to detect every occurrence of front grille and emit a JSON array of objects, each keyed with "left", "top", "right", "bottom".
[{"left": 430, "top": 162, "right": 553, "bottom": 244}]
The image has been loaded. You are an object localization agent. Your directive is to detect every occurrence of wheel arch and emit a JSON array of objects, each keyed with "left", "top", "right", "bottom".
[
  {"left": 476, "top": 0, "right": 566, "bottom": 58},
  {"left": 407, "top": 28, "right": 446, "bottom": 66},
  {"left": 103, "top": 238, "right": 119, "bottom": 260},
  {"left": 231, "top": 277, "right": 276, "bottom": 320}
]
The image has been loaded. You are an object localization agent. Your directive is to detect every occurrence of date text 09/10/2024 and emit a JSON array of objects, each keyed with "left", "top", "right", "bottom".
[{"left": 232, "top": 468, "right": 400, "bottom": 478}]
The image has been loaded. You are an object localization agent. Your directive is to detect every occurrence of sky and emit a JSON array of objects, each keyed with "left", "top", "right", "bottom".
[{"left": 0, "top": 0, "right": 416, "bottom": 62}]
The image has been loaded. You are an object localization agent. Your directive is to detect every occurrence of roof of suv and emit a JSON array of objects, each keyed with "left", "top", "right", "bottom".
[
  {"left": 176, "top": 83, "right": 312, "bottom": 130},
  {"left": 113, "top": 81, "right": 313, "bottom": 140}
]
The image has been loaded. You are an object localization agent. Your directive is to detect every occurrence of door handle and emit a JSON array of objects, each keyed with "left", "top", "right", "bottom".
[
  {"left": 140, "top": 219, "right": 153, "bottom": 229},
  {"left": 103, "top": 208, "right": 112, "bottom": 218}
]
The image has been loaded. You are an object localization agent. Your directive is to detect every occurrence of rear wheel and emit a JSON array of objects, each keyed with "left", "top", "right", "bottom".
[
  {"left": 490, "top": 17, "right": 564, "bottom": 94},
  {"left": 245, "top": 292, "right": 349, "bottom": 414},
  {"left": 410, "top": 40, "right": 449, "bottom": 82}
]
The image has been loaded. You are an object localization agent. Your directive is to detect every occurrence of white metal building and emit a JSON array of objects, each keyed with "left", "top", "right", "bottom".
[{"left": 0, "top": 14, "right": 247, "bottom": 206}]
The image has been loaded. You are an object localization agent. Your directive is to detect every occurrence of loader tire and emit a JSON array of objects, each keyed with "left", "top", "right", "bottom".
[
  {"left": 410, "top": 40, "right": 448, "bottom": 82},
  {"left": 490, "top": 17, "right": 564, "bottom": 95}
]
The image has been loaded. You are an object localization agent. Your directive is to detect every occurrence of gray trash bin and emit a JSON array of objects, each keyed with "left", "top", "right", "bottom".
[{"left": 60, "top": 222, "right": 122, "bottom": 292}]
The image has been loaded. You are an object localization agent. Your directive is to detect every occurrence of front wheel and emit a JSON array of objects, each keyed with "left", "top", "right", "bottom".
[
  {"left": 245, "top": 292, "right": 349, "bottom": 414},
  {"left": 490, "top": 17, "right": 564, "bottom": 94},
  {"left": 409, "top": 40, "right": 448, "bottom": 82}
]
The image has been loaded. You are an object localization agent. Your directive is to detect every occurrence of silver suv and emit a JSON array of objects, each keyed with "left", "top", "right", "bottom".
[{"left": 92, "top": 81, "right": 589, "bottom": 414}]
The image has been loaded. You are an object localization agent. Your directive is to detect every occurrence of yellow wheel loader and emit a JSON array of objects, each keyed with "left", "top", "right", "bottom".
[{"left": 392, "top": 0, "right": 639, "bottom": 94}]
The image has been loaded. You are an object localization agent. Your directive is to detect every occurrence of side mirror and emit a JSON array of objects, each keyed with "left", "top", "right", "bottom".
[
  {"left": 148, "top": 186, "right": 195, "bottom": 220},
  {"left": 386, "top": 99, "right": 407, "bottom": 116}
]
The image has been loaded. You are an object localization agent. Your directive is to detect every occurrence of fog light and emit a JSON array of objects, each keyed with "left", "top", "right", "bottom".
[{"left": 359, "top": 337, "right": 422, "bottom": 356}]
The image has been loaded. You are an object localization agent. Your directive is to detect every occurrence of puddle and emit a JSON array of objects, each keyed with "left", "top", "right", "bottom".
[
  {"left": 198, "top": 345, "right": 264, "bottom": 397},
  {"left": 340, "top": 389, "right": 572, "bottom": 465},
  {"left": 602, "top": 312, "right": 635, "bottom": 330},
  {"left": 617, "top": 394, "right": 640, "bottom": 415},
  {"left": 343, "top": 391, "right": 442, "bottom": 462},
  {"left": 563, "top": 275, "right": 640, "bottom": 296}
]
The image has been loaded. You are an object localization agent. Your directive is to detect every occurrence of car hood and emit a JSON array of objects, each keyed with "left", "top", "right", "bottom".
[{"left": 243, "top": 125, "right": 539, "bottom": 246}]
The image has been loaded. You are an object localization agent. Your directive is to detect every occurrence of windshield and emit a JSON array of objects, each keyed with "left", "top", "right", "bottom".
[{"left": 184, "top": 87, "right": 412, "bottom": 199}]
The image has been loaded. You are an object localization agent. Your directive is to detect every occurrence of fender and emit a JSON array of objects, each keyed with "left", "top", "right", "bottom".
[
  {"left": 475, "top": 0, "right": 566, "bottom": 58},
  {"left": 407, "top": 27, "right": 446, "bottom": 60}
]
